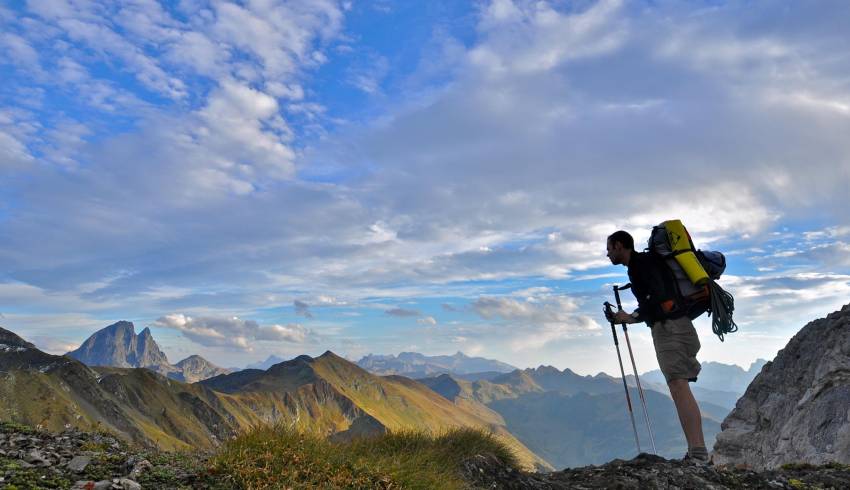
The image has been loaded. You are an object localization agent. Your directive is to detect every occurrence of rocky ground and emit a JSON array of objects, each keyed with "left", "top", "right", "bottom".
[
  {"left": 461, "top": 452, "right": 850, "bottom": 489},
  {"left": 4, "top": 421, "right": 850, "bottom": 489},
  {"left": 0, "top": 422, "right": 216, "bottom": 489}
]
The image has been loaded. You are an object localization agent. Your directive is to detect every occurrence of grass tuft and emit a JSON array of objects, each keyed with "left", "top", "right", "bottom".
[{"left": 209, "top": 424, "right": 520, "bottom": 489}]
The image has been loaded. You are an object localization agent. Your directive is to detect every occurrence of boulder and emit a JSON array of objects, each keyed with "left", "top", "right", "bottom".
[{"left": 713, "top": 304, "right": 850, "bottom": 469}]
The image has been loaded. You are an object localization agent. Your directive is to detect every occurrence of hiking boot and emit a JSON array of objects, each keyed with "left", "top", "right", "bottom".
[{"left": 682, "top": 447, "right": 710, "bottom": 466}]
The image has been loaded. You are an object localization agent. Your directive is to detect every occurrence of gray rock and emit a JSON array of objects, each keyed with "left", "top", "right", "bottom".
[
  {"left": 25, "top": 448, "right": 50, "bottom": 466},
  {"left": 127, "top": 458, "right": 152, "bottom": 480},
  {"left": 713, "top": 303, "right": 850, "bottom": 470},
  {"left": 115, "top": 477, "right": 142, "bottom": 490},
  {"left": 67, "top": 455, "right": 92, "bottom": 472}
]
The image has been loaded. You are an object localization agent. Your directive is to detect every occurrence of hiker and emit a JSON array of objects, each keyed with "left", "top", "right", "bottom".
[{"left": 605, "top": 230, "right": 709, "bottom": 463}]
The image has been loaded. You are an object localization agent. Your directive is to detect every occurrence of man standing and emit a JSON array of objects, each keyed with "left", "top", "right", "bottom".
[{"left": 606, "top": 230, "right": 709, "bottom": 463}]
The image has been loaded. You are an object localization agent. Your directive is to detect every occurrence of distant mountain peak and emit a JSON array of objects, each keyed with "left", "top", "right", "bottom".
[
  {"left": 173, "top": 353, "right": 230, "bottom": 383},
  {"left": 65, "top": 321, "right": 227, "bottom": 383},
  {"left": 67, "top": 320, "right": 169, "bottom": 369},
  {"left": 357, "top": 351, "right": 517, "bottom": 377},
  {"left": 175, "top": 354, "right": 207, "bottom": 366},
  {"left": 244, "top": 354, "right": 287, "bottom": 370}
]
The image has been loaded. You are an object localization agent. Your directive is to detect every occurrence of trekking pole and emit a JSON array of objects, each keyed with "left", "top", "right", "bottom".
[
  {"left": 614, "top": 284, "right": 657, "bottom": 455},
  {"left": 604, "top": 301, "right": 641, "bottom": 454}
]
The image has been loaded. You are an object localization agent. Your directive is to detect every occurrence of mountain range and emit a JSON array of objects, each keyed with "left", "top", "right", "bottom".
[
  {"left": 65, "top": 321, "right": 230, "bottom": 383},
  {"left": 0, "top": 319, "right": 780, "bottom": 470},
  {"left": 356, "top": 351, "right": 517, "bottom": 380},
  {"left": 417, "top": 365, "right": 728, "bottom": 468},
  {"left": 0, "top": 325, "right": 550, "bottom": 470}
]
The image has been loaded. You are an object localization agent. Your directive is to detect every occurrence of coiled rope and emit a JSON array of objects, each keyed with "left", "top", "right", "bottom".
[{"left": 707, "top": 280, "right": 738, "bottom": 342}]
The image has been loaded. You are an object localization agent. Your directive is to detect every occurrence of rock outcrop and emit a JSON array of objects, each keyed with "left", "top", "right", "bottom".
[
  {"left": 66, "top": 321, "right": 229, "bottom": 382},
  {"left": 461, "top": 452, "right": 850, "bottom": 489},
  {"left": 713, "top": 304, "right": 850, "bottom": 469},
  {"left": 66, "top": 321, "right": 174, "bottom": 375}
]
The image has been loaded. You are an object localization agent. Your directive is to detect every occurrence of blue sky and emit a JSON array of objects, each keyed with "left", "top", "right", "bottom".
[{"left": 1, "top": 0, "right": 849, "bottom": 375}]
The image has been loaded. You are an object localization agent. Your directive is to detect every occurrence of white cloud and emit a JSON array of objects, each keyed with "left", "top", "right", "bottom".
[
  {"left": 347, "top": 53, "right": 389, "bottom": 94},
  {"left": 1, "top": 32, "right": 42, "bottom": 72},
  {"left": 2, "top": 1, "right": 850, "bottom": 374},
  {"left": 154, "top": 314, "right": 312, "bottom": 350},
  {"left": 472, "top": 0, "right": 626, "bottom": 74},
  {"left": 474, "top": 295, "right": 579, "bottom": 324},
  {"left": 28, "top": 336, "right": 80, "bottom": 355},
  {"left": 471, "top": 292, "right": 601, "bottom": 350},
  {"left": 0, "top": 129, "right": 34, "bottom": 170}
]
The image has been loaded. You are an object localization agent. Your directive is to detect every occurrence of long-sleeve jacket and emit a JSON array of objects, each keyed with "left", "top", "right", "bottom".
[{"left": 627, "top": 251, "right": 684, "bottom": 324}]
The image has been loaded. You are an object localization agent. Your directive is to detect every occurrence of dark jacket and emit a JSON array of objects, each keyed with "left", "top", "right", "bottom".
[{"left": 627, "top": 251, "right": 685, "bottom": 324}]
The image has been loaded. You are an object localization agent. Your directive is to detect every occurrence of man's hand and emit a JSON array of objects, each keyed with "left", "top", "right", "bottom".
[{"left": 612, "top": 310, "right": 636, "bottom": 324}]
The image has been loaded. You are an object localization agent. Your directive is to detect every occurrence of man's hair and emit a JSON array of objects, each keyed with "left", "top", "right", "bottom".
[{"left": 607, "top": 230, "right": 634, "bottom": 250}]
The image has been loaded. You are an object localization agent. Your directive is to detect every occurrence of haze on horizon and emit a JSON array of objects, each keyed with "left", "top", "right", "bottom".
[{"left": 2, "top": 0, "right": 849, "bottom": 377}]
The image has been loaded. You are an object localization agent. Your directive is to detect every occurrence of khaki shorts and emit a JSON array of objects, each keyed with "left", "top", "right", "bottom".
[{"left": 651, "top": 315, "right": 701, "bottom": 383}]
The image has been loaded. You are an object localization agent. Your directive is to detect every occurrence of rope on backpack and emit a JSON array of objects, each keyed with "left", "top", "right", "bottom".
[{"left": 707, "top": 280, "right": 737, "bottom": 342}]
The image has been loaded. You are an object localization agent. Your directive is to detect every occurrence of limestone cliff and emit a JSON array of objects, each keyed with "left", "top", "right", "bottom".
[{"left": 713, "top": 304, "right": 850, "bottom": 469}]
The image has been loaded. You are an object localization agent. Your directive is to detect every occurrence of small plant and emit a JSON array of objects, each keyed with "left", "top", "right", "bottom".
[
  {"left": 79, "top": 440, "right": 110, "bottom": 452},
  {"left": 788, "top": 478, "right": 807, "bottom": 489},
  {"left": 0, "top": 421, "right": 36, "bottom": 434}
]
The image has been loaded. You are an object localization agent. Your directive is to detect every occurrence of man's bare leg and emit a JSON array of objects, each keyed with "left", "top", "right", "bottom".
[{"left": 668, "top": 378, "right": 705, "bottom": 449}]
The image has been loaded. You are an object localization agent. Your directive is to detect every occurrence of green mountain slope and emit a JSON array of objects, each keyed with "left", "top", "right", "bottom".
[
  {"left": 1, "top": 328, "right": 551, "bottom": 470},
  {"left": 203, "top": 351, "right": 552, "bottom": 470}
]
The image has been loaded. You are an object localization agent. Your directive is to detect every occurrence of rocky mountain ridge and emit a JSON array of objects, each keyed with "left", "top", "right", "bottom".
[
  {"left": 713, "top": 303, "right": 850, "bottom": 469},
  {"left": 66, "top": 321, "right": 229, "bottom": 383}
]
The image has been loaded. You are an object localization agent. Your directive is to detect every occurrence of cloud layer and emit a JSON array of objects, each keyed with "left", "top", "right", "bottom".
[
  {"left": 1, "top": 1, "right": 848, "bottom": 371},
  {"left": 154, "top": 314, "right": 313, "bottom": 350}
]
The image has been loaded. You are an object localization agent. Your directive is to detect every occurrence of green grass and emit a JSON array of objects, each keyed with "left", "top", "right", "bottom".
[
  {"left": 781, "top": 461, "right": 850, "bottom": 471},
  {"left": 209, "top": 424, "right": 521, "bottom": 489},
  {"left": 0, "top": 456, "right": 73, "bottom": 489},
  {"left": 0, "top": 420, "right": 37, "bottom": 434}
]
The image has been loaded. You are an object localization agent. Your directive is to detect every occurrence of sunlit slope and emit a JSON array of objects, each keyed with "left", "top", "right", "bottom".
[{"left": 205, "top": 351, "right": 552, "bottom": 470}]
